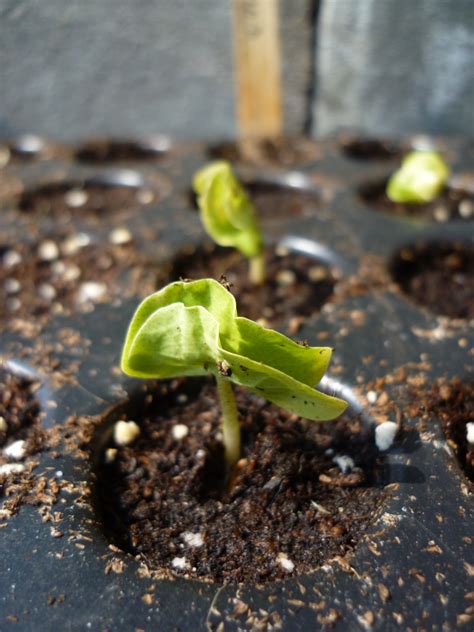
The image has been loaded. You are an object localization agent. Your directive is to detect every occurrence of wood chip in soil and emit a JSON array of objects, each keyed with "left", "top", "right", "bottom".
[{"left": 93, "top": 378, "right": 387, "bottom": 584}]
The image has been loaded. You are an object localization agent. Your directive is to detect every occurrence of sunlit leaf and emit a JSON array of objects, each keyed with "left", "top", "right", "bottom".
[
  {"left": 387, "top": 150, "right": 450, "bottom": 204},
  {"left": 193, "top": 161, "right": 263, "bottom": 259},
  {"left": 122, "top": 279, "right": 347, "bottom": 421}
]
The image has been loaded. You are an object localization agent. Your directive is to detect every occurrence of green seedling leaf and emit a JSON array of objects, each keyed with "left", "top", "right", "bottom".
[
  {"left": 193, "top": 162, "right": 265, "bottom": 285},
  {"left": 122, "top": 279, "right": 346, "bottom": 421},
  {"left": 386, "top": 150, "right": 450, "bottom": 204}
]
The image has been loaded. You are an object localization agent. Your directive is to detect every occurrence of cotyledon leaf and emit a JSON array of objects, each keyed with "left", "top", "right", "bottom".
[
  {"left": 121, "top": 279, "right": 347, "bottom": 421},
  {"left": 193, "top": 161, "right": 263, "bottom": 259},
  {"left": 386, "top": 150, "right": 450, "bottom": 204}
]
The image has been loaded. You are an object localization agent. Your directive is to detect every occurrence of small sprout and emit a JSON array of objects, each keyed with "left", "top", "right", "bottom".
[
  {"left": 386, "top": 150, "right": 450, "bottom": 204},
  {"left": 193, "top": 161, "right": 265, "bottom": 284},
  {"left": 121, "top": 279, "right": 347, "bottom": 470}
]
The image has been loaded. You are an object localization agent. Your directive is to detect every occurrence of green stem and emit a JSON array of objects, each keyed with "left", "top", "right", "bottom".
[
  {"left": 249, "top": 252, "right": 265, "bottom": 285},
  {"left": 215, "top": 375, "right": 241, "bottom": 469}
]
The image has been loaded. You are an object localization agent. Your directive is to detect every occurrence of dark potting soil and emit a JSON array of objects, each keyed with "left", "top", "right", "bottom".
[
  {"left": 392, "top": 242, "right": 474, "bottom": 319},
  {"left": 1, "top": 234, "right": 158, "bottom": 325},
  {"left": 245, "top": 180, "right": 321, "bottom": 220},
  {"left": 422, "top": 380, "right": 473, "bottom": 482},
  {"left": 18, "top": 182, "right": 156, "bottom": 217},
  {"left": 359, "top": 179, "right": 473, "bottom": 222},
  {"left": 94, "top": 378, "right": 386, "bottom": 584},
  {"left": 162, "top": 244, "right": 336, "bottom": 329},
  {"left": 0, "top": 369, "right": 43, "bottom": 485},
  {"left": 75, "top": 140, "right": 167, "bottom": 164},
  {"left": 208, "top": 137, "right": 320, "bottom": 167},
  {"left": 340, "top": 137, "right": 403, "bottom": 161}
]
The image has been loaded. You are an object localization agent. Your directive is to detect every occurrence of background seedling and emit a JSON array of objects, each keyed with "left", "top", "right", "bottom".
[
  {"left": 121, "top": 279, "right": 347, "bottom": 469},
  {"left": 386, "top": 150, "right": 450, "bottom": 204},
  {"left": 193, "top": 161, "right": 265, "bottom": 284}
]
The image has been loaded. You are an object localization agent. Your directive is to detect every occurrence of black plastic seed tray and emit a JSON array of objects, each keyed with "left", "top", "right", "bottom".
[{"left": 0, "top": 134, "right": 473, "bottom": 631}]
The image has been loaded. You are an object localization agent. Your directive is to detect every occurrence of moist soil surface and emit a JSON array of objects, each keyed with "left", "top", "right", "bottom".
[
  {"left": 392, "top": 241, "right": 474, "bottom": 319},
  {"left": 163, "top": 244, "right": 336, "bottom": 329},
  {"left": 208, "top": 137, "right": 320, "bottom": 168},
  {"left": 18, "top": 182, "right": 156, "bottom": 217},
  {"left": 94, "top": 378, "right": 386, "bottom": 584},
  {"left": 0, "top": 369, "right": 43, "bottom": 485},
  {"left": 75, "top": 140, "right": 167, "bottom": 164},
  {"left": 359, "top": 179, "right": 473, "bottom": 222},
  {"left": 340, "top": 137, "right": 403, "bottom": 161},
  {"left": 244, "top": 181, "right": 321, "bottom": 220},
  {"left": 1, "top": 235, "right": 158, "bottom": 325},
  {"left": 421, "top": 379, "right": 473, "bottom": 482}
]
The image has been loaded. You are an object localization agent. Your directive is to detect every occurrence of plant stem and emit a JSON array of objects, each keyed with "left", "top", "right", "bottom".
[
  {"left": 249, "top": 252, "right": 265, "bottom": 285},
  {"left": 215, "top": 375, "right": 241, "bottom": 469}
]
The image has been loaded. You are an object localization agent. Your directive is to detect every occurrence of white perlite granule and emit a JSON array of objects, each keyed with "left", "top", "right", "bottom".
[
  {"left": 109, "top": 228, "right": 132, "bottom": 245},
  {"left": 375, "top": 421, "right": 398, "bottom": 451},
  {"left": 367, "top": 390, "right": 377, "bottom": 404},
  {"left": 0, "top": 463, "right": 25, "bottom": 475},
  {"left": 76, "top": 281, "right": 106, "bottom": 303},
  {"left": 3, "top": 250, "right": 22, "bottom": 268},
  {"left": 467, "top": 422, "right": 474, "bottom": 445},
  {"left": 277, "top": 553, "right": 295, "bottom": 573},
  {"left": 333, "top": 454, "right": 355, "bottom": 474},
  {"left": 181, "top": 532, "right": 204, "bottom": 548},
  {"left": 105, "top": 448, "right": 118, "bottom": 463},
  {"left": 38, "top": 240, "right": 59, "bottom": 261},
  {"left": 65, "top": 189, "right": 88, "bottom": 208},
  {"left": 61, "top": 233, "right": 90, "bottom": 255},
  {"left": 113, "top": 421, "right": 140, "bottom": 447},
  {"left": 171, "top": 557, "right": 188, "bottom": 570},
  {"left": 172, "top": 424, "right": 189, "bottom": 440},
  {"left": 3, "top": 439, "right": 26, "bottom": 460}
]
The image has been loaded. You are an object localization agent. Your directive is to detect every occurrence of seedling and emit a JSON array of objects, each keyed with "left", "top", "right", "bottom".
[
  {"left": 121, "top": 279, "right": 347, "bottom": 469},
  {"left": 386, "top": 150, "right": 450, "bottom": 204},
  {"left": 193, "top": 161, "right": 265, "bottom": 284}
]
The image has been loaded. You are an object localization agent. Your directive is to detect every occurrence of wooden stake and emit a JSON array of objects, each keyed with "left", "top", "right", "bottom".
[{"left": 232, "top": 0, "right": 283, "bottom": 140}]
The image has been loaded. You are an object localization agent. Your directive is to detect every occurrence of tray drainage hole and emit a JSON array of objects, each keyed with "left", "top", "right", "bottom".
[
  {"left": 391, "top": 241, "right": 474, "bottom": 319},
  {"left": 189, "top": 179, "right": 321, "bottom": 221},
  {"left": 91, "top": 377, "right": 387, "bottom": 584},
  {"left": 18, "top": 179, "right": 157, "bottom": 217},
  {"left": 207, "top": 136, "right": 321, "bottom": 167},
  {"left": 1, "top": 235, "right": 158, "bottom": 324},
  {"left": 158, "top": 242, "right": 338, "bottom": 331},
  {"left": 0, "top": 367, "right": 44, "bottom": 487},
  {"left": 74, "top": 138, "right": 170, "bottom": 165},
  {"left": 339, "top": 135, "right": 404, "bottom": 161},
  {"left": 358, "top": 177, "right": 474, "bottom": 222}
]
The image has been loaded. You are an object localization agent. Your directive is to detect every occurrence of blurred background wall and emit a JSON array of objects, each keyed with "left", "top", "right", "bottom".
[{"left": 1, "top": 0, "right": 473, "bottom": 140}]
